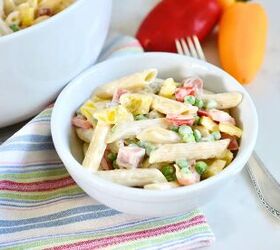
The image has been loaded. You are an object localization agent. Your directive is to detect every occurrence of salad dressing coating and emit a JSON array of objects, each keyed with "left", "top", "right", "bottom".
[{"left": 72, "top": 69, "right": 243, "bottom": 189}]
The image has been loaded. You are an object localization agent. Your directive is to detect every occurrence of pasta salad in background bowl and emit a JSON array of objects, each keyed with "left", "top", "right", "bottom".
[
  {"left": 0, "top": 0, "right": 112, "bottom": 127},
  {"left": 0, "top": 0, "right": 74, "bottom": 36},
  {"left": 51, "top": 53, "right": 258, "bottom": 216}
]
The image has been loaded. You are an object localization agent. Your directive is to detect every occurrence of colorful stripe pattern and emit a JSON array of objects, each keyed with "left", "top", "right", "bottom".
[{"left": 0, "top": 35, "right": 215, "bottom": 249}]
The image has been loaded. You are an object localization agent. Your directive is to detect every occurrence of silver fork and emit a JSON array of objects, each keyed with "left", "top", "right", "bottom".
[{"left": 175, "top": 36, "right": 280, "bottom": 220}]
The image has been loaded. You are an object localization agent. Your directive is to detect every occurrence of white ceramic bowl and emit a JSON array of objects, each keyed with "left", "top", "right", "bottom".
[
  {"left": 51, "top": 53, "right": 258, "bottom": 217},
  {"left": 0, "top": 0, "right": 111, "bottom": 128}
]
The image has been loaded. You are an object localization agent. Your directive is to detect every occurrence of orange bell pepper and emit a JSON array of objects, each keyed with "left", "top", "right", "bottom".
[
  {"left": 218, "top": 2, "right": 268, "bottom": 84},
  {"left": 217, "top": 0, "right": 235, "bottom": 11}
]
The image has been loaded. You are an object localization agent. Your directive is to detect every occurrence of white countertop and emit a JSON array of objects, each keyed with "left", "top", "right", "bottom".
[{"left": 111, "top": 0, "right": 280, "bottom": 249}]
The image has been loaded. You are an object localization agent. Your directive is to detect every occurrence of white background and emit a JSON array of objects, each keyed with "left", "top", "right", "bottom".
[{"left": 111, "top": 1, "right": 280, "bottom": 249}]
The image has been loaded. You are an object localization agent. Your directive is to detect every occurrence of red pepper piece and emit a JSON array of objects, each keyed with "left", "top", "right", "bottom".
[
  {"left": 221, "top": 133, "right": 239, "bottom": 151},
  {"left": 197, "top": 110, "right": 209, "bottom": 117},
  {"left": 101, "top": 149, "right": 113, "bottom": 170},
  {"left": 136, "top": 0, "right": 221, "bottom": 52}
]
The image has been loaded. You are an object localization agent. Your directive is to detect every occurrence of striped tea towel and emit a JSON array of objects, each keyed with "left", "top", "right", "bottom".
[{"left": 0, "top": 34, "right": 215, "bottom": 250}]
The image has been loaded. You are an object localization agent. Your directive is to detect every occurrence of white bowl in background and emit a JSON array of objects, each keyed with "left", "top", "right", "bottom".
[
  {"left": 51, "top": 53, "right": 258, "bottom": 217},
  {"left": 0, "top": 0, "right": 112, "bottom": 128}
]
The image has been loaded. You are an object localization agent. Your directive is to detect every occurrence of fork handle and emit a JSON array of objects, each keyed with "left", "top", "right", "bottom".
[{"left": 246, "top": 152, "right": 280, "bottom": 220}]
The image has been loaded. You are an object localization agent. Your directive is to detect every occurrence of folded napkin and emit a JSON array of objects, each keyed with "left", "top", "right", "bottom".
[{"left": 0, "top": 34, "right": 215, "bottom": 250}]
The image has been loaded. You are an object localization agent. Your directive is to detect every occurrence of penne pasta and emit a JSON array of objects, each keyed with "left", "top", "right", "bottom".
[
  {"left": 219, "top": 123, "right": 242, "bottom": 137},
  {"left": 119, "top": 93, "right": 153, "bottom": 115},
  {"left": 93, "top": 105, "right": 134, "bottom": 125},
  {"left": 144, "top": 182, "right": 179, "bottom": 190},
  {"left": 82, "top": 121, "right": 110, "bottom": 172},
  {"left": 82, "top": 143, "right": 89, "bottom": 156},
  {"left": 73, "top": 69, "right": 243, "bottom": 189},
  {"left": 106, "top": 118, "right": 168, "bottom": 143},
  {"left": 201, "top": 159, "right": 227, "bottom": 179},
  {"left": 137, "top": 127, "right": 181, "bottom": 144},
  {"left": 0, "top": 17, "right": 12, "bottom": 34},
  {"left": 149, "top": 139, "right": 230, "bottom": 163},
  {"left": 93, "top": 69, "right": 158, "bottom": 99},
  {"left": 0, "top": 0, "right": 3, "bottom": 17},
  {"left": 4, "top": 0, "right": 16, "bottom": 15},
  {"left": 79, "top": 100, "right": 109, "bottom": 123},
  {"left": 76, "top": 128, "right": 93, "bottom": 143},
  {"left": 95, "top": 168, "right": 167, "bottom": 187},
  {"left": 5, "top": 10, "right": 20, "bottom": 26},
  {"left": 202, "top": 92, "right": 242, "bottom": 109},
  {"left": 152, "top": 95, "right": 198, "bottom": 115}
]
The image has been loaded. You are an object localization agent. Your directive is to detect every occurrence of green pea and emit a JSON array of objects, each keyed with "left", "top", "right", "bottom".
[
  {"left": 169, "top": 125, "right": 179, "bottom": 132},
  {"left": 112, "top": 160, "right": 119, "bottom": 169},
  {"left": 181, "top": 167, "right": 191, "bottom": 174},
  {"left": 193, "top": 129, "right": 202, "bottom": 142},
  {"left": 184, "top": 95, "right": 196, "bottom": 105},
  {"left": 145, "top": 143, "right": 157, "bottom": 156},
  {"left": 206, "top": 134, "right": 215, "bottom": 142},
  {"left": 161, "top": 165, "right": 176, "bottom": 181},
  {"left": 211, "top": 131, "right": 221, "bottom": 140},
  {"left": 137, "top": 140, "right": 145, "bottom": 148},
  {"left": 178, "top": 125, "right": 193, "bottom": 136},
  {"left": 107, "top": 152, "right": 117, "bottom": 162},
  {"left": 195, "top": 161, "right": 208, "bottom": 174},
  {"left": 205, "top": 99, "right": 218, "bottom": 109},
  {"left": 10, "top": 24, "right": 20, "bottom": 32},
  {"left": 137, "top": 141, "right": 156, "bottom": 156},
  {"left": 182, "top": 134, "right": 196, "bottom": 143},
  {"left": 194, "top": 98, "right": 204, "bottom": 108},
  {"left": 176, "top": 159, "right": 189, "bottom": 169},
  {"left": 194, "top": 115, "right": 201, "bottom": 125},
  {"left": 135, "top": 114, "right": 148, "bottom": 120}
]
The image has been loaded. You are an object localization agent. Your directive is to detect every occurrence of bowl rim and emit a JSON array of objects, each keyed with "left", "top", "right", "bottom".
[
  {"left": 0, "top": 0, "right": 85, "bottom": 43},
  {"left": 51, "top": 52, "right": 258, "bottom": 200}
]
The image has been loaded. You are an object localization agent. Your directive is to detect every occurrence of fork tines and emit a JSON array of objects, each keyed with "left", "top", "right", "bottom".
[{"left": 175, "top": 35, "right": 205, "bottom": 61}]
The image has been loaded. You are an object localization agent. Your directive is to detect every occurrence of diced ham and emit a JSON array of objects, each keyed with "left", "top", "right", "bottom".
[
  {"left": 175, "top": 165, "right": 200, "bottom": 186},
  {"left": 221, "top": 133, "right": 239, "bottom": 151},
  {"left": 197, "top": 109, "right": 209, "bottom": 117},
  {"left": 38, "top": 8, "right": 52, "bottom": 16},
  {"left": 112, "top": 88, "right": 128, "bottom": 103},
  {"left": 182, "top": 77, "right": 203, "bottom": 97},
  {"left": 208, "top": 109, "right": 236, "bottom": 125},
  {"left": 116, "top": 146, "right": 145, "bottom": 169},
  {"left": 166, "top": 114, "right": 195, "bottom": 126},
  {"left": 191, "top": 165, "right": 201, "bottom": 182},
  {"left": 175, "top": 87, "right": 194, "bottom": 102},
  {"left": 175, "top": 77, "right": 204, "bottom": 102},
  {"left": 72, "top": 116, "right": 92, "bottom": 129},
  {"left": 101, "top": 150, "right": 113, "bottom": 170},
  {"left": 100, "top": 157, "right": 112, "bottom": 170}
]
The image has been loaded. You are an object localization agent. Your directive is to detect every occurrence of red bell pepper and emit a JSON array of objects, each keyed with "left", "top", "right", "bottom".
[
  {"left": 221, "top": 133, "right": 239, "bottom": 151},
  {"left": 136, "top": 0, "right": 221, "bottom": 52}
]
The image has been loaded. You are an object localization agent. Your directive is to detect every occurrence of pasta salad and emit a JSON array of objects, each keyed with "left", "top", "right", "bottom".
[
  {"left": 0, "top": 0, "right": 74, "bottom": 36},
  {"left": 72, "top": 69, "right": 243, "bottom": 190}
]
